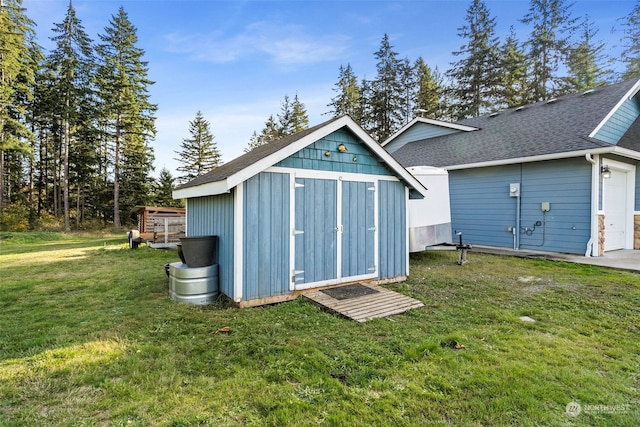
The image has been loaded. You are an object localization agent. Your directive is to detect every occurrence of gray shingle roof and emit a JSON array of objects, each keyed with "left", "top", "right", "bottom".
[
  {"left": 392, "top": 79, "right": 639, "bottom": 168},
  {"left": 618, "top": 115, "right": 640, "bottom": 152},
  {"left": 176, "top": 116, "right": 342, "bottom": 190}
]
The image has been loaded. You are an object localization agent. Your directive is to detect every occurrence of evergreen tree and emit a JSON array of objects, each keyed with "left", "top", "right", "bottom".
[
  {"left": 620, "top": 0, "right": 640, "bottom": 80},
  {"left": 47, "top": 0, "right": 96, "bottom": 231},
  {"left": 277, "top": 94, "right": 294, "bottom": 136},
  {"left": 0, "top": 0, "right": 38, "bottom": 211},
  {"left": 565, "top": 15, "right": 611, "bottom": 91},
  {"left": 398, "top": 57, "right": 417, "bottom": 124},
  {"left": 497, "top": 26, "right": 530, "bottom": 108},
  {"left": 369, "top": 34, "right": 403, "bottom": 142},
  {"left": 175, "top": 110, "right": 221, "bottom": 183},
  {"left": 520, "top": 0, "right": 578, "bottom": 101},
  {"left": 96, "top": 6, "right": 156, "bottom": 227},
  {"left": 276, "top": 93, "right": 308, "bottom": 136},
  {"left": 327, "top": 64, "right": 362, "bottom": 122},
  {"left": 447, "top": 0, "right": 501, "bottom": 119},
  {"left": 245, "top": 114, "right": 279, "bottom": 152},
  {"left": 288, "top": 93, "right": 309, "bottom": 134},
  {"left": 414, "top": 58, "right": 449, "bottom": 120},
  {"left": 152, "top": 167, "right": 182, "bottom": 207}
]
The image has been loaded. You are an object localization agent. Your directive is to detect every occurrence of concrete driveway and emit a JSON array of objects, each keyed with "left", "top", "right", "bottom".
[{"left": 471, "top": 246, "right": 640, "bottom": 273}]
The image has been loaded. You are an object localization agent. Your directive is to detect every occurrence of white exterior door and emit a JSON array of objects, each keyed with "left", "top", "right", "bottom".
[{"left": 603, "top": 160, "right": 635, "bottom": 251}]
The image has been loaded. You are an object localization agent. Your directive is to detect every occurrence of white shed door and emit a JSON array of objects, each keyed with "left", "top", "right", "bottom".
[{"left": 604, "top": 168, "right": 627, "bottom": 251}]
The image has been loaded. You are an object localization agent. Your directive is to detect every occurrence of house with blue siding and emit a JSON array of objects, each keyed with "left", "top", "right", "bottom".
[
  {"left": 386, "top": 79, "right": 640, "bottom": 257},
  {"left": 173, "top": 116, "right": 427, "bottom": 307}
]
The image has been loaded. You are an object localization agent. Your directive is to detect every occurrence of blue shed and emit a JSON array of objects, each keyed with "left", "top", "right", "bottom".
[
  {"left": 173, "top": 116, "right": 427, "bottom": 307},
  {"left": 386, "top": 79, "right": 640, "bottom": 257}
]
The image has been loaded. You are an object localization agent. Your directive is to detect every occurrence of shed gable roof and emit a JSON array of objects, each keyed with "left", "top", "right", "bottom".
[
  {"left": 174, "top": 115, "right": 427, "bottom": 199},
  {"left": 392, "top": 79, "right": 640, "bottom": 169}
]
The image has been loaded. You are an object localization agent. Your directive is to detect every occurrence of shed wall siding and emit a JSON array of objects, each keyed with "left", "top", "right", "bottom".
[
  {"left": 277, "top": 129, "right": 393, "bottom": 176},
  {"left": 186, "top": 193, "right": 234, "bottom": 297},
  {"left": 450, "top": 158, "right": 592, "bottom": 254},
  {"left": 243, "top": 172, "right": 291, "bottom": 300},
  {"left": 386, "top": 124, "right": 462, "bottom": 153},
  {"left": 595, "top": 97, "right": 640, "bottom": 144},
  {"left": 378, "top": 180, "right": 407, "bottom": 278}
]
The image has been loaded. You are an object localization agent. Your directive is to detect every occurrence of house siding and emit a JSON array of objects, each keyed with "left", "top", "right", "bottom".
[
  {"left": 450, "top": 159, "right": 592, "bottom": 254},
  {"left": 385, "top": 124, "right": 462, "bottom": 153},
  {"left": 378, "top": 180, "right": 407, "bottom": 278},
  {"left": 277, "top": 129, "right": 393, "bottom": 176},
  {"left": 185, "top": 193, "right": 234, "bottom": 297},
  {"left": 594, "top": 96, "right": 640, "bottom": 144},
  {"left": 243, "top": 172, "right": 291, "bottom": 300}
]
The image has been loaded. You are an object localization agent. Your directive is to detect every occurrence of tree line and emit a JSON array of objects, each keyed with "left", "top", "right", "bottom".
[
  {"left": 327, "top": 0, "right": 640, "bottom": 142},
  {"left": 2, "top": 0, "right": 640, "bottom": 231},
  {"left": 1, "top": 0, "right": 156, "bottom": 231}
]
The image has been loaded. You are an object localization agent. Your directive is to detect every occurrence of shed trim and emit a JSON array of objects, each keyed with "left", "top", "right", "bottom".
[
  {"left": 233, "top": 182, "right": 244, "bottom": 302},
  {"left": 268, "top": 166, "right": 402, "bottom": 183}
]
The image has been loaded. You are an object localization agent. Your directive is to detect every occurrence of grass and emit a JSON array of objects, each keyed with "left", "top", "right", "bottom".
[{"left": 0, "top": 233, "right": 639, "bottom": 426}]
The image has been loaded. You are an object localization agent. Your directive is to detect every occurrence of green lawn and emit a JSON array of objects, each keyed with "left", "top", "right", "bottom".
[{"left": 1, "top": 233, "right": 638, "bottom": 426}]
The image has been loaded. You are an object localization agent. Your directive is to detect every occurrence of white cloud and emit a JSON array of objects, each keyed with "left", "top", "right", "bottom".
[{"left": 164, "top": 21, "right": 351, "bottom": 66}]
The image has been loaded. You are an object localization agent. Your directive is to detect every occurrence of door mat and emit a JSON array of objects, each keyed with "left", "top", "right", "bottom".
[{"left": 320, "top": 283, "right": 380, "bottom": 300}]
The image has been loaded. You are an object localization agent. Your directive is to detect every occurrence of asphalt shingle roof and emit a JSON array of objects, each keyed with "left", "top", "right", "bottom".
[
  {"left": 176, "top": 116, "right": 342, "bottom": 190},
  {"left": 392, "top": 79, "right": 639, "bottom": 168}
]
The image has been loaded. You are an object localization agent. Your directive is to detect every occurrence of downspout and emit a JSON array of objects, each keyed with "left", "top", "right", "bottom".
[{"left": 585, "top": 153, "right": 599, "bottom": 257}]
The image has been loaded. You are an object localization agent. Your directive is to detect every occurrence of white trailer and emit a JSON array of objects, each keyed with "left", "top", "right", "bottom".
[{"left": 407, "top": 166, "right": 452, "bottom": 252}]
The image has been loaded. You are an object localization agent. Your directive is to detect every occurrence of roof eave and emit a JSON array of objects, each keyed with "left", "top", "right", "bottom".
[
  {"left": 444, "top": 146, "right": 640, "bottom": 171},
  {"left": 173, "top": 179, "right": 230, "bottom": 199}
]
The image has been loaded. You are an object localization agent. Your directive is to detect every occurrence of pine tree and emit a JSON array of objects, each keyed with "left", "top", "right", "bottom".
[
  {"left": 288, "top": 93, "right": 309, "bottom": 134},
  {"left": 276, "top": 93, "right": 308, "bottom": 136},
  {"left": 565, "top": 15, "right": 611, "bottom": 91},
  {"left": 245, "top": 115, "right": 279, "bottom": 152},
  {"left": 277, "top": 95, "right": 294, "bottom": 136},
  {"left": 152, "top": 167, "right": 182, "bottom": 207},
  {"left": 497, "top": 26, "right": 529, "bottom": 108},
  {"left": 327, "top": 64, "right": 362, "bottom": 122},
  {"left": 96, "top": 6, "right": 156, "bottom": 227},
  {"left": 369, "top": 34, "right": 403, "bottom": 142},
  {"left": 447, "top": 0, "right": 501, "bottom": 119},
  {"left": 47, "top": 0, "right": 96, "bottom": 231},
  {"left": 414, "top": 58, "right": 449, "bottom": 120},
  {"left": 620, "top": 0, "right": 640, "bottom": 80},
  {"left": 175, "top": 111, "right": 221, "bottom": 183},
  {"left": 0, "top": 0, "right": 38, "bottom": 211},
  {"left": 520, "top": 0, "right": 578, "bottom": 101},
  {"left": 398, "top": 57, "right": 417, "bottom": 124}
]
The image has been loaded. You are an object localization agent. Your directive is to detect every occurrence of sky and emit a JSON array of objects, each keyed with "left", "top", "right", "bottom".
[{"left": 24, "top": 0, "right": 636, "bottom": 179}]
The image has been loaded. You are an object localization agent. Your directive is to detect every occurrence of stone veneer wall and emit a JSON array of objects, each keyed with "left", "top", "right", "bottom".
[
  {"left": 598, "top": 214, "right": 606, "bottom": 256},
  {"left": 635, "top": 215, "right": 640, "bottom": 250}
]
